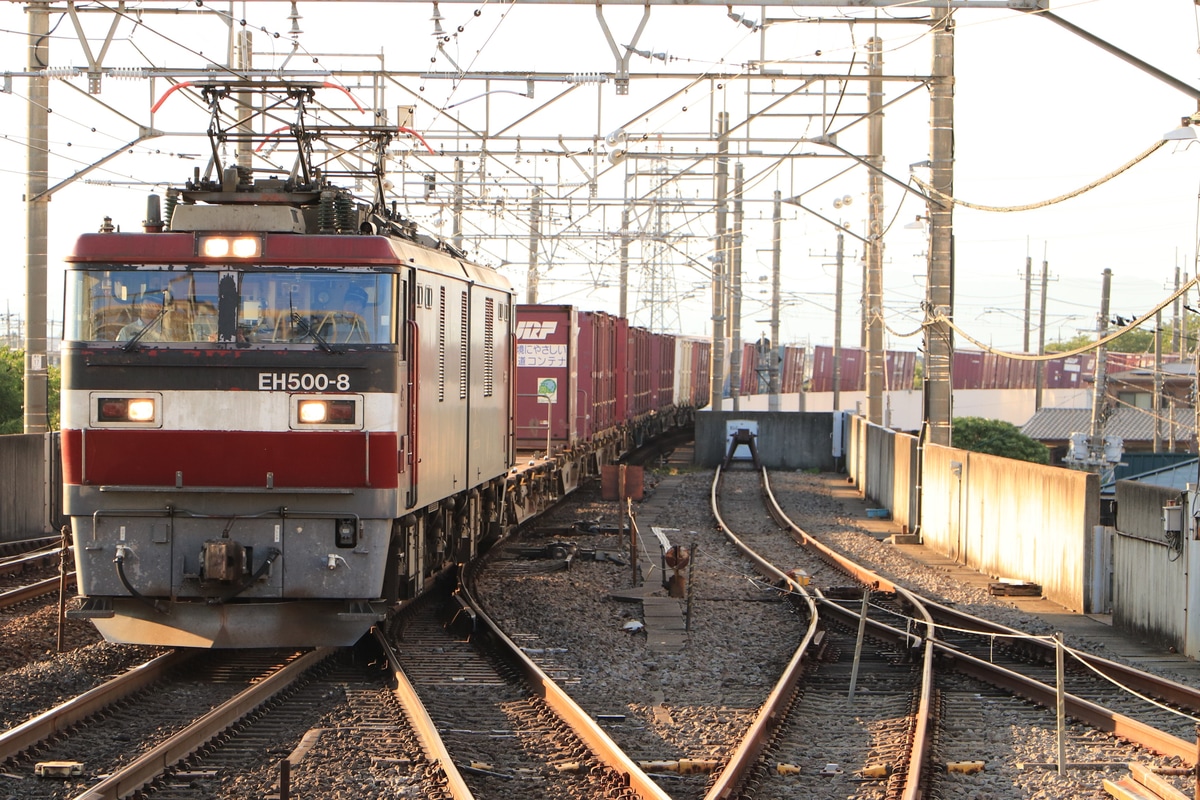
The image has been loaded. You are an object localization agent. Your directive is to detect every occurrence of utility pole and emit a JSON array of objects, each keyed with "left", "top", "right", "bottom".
[
  {"left": 526, "top": 188, "right": 541, "bottom": 304},
  {"left": 865, "top": 35, "right": 885, "bottom": 427},
  {"left": 1087, "top": 268, "right": 1113, "bottom": 468},
  {"left": 234, "top": 28, "right": 253, "bottom": 171},
  {"left": 834, "top": 231, "right": 845, "bottom": 413},
  {"left": 1154, "top": 307, "right": 1163, "bottom": 452},
  {"left": 710, "top": 112, "right": 729, "bottom": 411},
  {"left": 619, "top": 206, "right": 630, "bottom": 320},
  {"left": 1023, "top": 251, "right": 1032, "bottom": 353},
  {"left": 452, "top": 157, "right": 464, "bottom": 253},
  {"left": 1035, "top": 253, "right": 1049, "bottom": 411},
  {"left": 1174, "top": 266, "right": 1184, "bottom": 359},
  {"left": 924, "top": 19, "right": 955, "bottom": 445},
  {"left": 24, "top": 2, "right": 50, "bottom": 434},
  {"left": 730, "top": 162, "right": 744, "bottom": 412},
  {"left": 769, "top": 190, "right": 781, "bottom": 412}
]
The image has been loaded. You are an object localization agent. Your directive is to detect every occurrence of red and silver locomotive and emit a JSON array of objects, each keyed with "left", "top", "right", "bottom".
[{"left": 61, "top": 83, "right": 513, "bottom": 647}]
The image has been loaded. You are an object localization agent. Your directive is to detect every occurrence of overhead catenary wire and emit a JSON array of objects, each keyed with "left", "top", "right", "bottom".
[
  {"left": 918, "top": 276, "right": 1199, "bottom": 362},
  {"left": 910, "top": 139, "right": 1168, "bottom": 213}
]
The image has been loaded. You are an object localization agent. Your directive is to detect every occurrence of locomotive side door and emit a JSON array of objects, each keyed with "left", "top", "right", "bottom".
[
  {"left": 395, "top": 271, "right": 422, "bottom": 600},
  {"left": 397, "top": 273, "right": 413, "bottom": 507}
]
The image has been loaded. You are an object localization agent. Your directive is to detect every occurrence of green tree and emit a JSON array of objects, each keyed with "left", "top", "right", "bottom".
[
  {"left": 952, "top": 416, "right": 1049, "bottom": 465},
  {"left": 0, "top": 348, "right": 22, "bottom": 434},
  {"left": 0, "top": 347, "right": 60, "bottom": 433}
]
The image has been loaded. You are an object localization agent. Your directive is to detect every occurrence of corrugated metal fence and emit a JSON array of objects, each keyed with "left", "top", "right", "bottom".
[{"left": 0, "top": 433, "right": 57, "bottom": 542}]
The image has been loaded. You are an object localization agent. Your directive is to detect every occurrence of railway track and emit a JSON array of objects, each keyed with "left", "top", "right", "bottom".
[
  {"left": 473, "top": 466, "right": 805, "bottom": 800},
  {"left": 705, "top": 465, "right": 933, "bottom": 800},
  {"left": 6, "top": 458, "right": 1196, "bottom": 799},
  {"left": 0, "top": 638, "right": 470, "bottom": 799},
  {"left": 0, "top": 541, "right": 72, "bottom": 597},
  {"left": 386, "top": 583, "right": 671, "bottom": 800},
  {"left": 0, "top": 648, "right": 335, "bottom": 800},
  {"left": 749, "top": 466, "right": 1198, "bottom": 799},
  {"left": 0, "top": 573, "right": 76, "bottom": 610}
]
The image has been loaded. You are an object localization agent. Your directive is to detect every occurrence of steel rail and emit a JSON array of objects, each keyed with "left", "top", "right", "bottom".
[
  {"left": 0, "top": 545, "right": 66, "bottom": 575},
  {"left": 0, "top": 651, "right": 193, "bottom": 763},
  {"left": 924, "top": 597, "right": 1200, "bottom": 714},
  {"left": 759, "top": 467, "right": 935, "bottom": 800},
  {"left": 703, "top": 465, "right": 820, "bottom": 800},
  {"left": 72, "top": 648, "right": 335, "bottom": 800},
  {"left": 936, "top": 643, "right": 1196, "bottom": 764},
  {"left": 765, "top": 469, "right": 1199, "bottom": 767},
  {"left": 0, "top": 572, "right": 75, "bottom": 609},
  {"left": 373, "top": 627, "right": 476, "bottom": 800},
  {"left": 458, "top": 571, "right": 674, "bottom": 800}
]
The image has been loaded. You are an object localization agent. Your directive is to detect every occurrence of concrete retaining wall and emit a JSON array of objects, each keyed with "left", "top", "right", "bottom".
[
  {"left": 695, "top": 411, "right": 837, "bottom": 470},
  {"left": 849, "top": 418, "right": 918, "bottom": 533},
  {"left": 920, "top": 443, "right": 1099, "bottom": 612}
]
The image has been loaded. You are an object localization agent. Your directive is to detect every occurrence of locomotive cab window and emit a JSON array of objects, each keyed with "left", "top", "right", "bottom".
[{"left": 66, "top": 268, "right": 398, "bottom": 347}]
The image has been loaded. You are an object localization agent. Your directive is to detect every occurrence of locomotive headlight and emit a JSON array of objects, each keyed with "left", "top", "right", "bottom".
[
  {"left": 126, "top": 398, "right": 156, "bottom": 422},
  {"left": 200, "top": 235, "right": 261, "bottom": 258},
  {"left": 298, "top": 400, "right": 328, "bottom": 423},
  {"left": 201, "top": 237, "right": 230, "bottom": 258},
  {"left": 231, "top": 237, "right": 260, "bottom": 257}
]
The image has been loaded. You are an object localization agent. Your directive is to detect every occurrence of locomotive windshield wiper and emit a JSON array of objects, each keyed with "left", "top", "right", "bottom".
[
  {"left": 290, "top": 309, "right": 340, "bottom": 354},
  {"left": 122, "top": 291, "right": 171, "bottom": 352}
]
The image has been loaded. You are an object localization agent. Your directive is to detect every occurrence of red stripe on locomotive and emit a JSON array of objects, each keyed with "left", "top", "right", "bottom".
[{"left": 62, "top": 429, "right": 399, "bottom": 489}]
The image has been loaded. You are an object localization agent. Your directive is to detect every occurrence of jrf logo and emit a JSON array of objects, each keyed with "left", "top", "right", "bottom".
[{"left": 516, "top": 321, "right": 558, "bottom": 340}]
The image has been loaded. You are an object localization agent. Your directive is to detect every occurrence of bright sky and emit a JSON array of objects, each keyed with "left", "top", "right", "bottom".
[{"left": 0, "top": 0, "right": 1198, "bottom": 356}]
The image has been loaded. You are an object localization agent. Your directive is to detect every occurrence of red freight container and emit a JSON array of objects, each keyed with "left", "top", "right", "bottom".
[
  {"left": 1044, "top": 354, "right": 1095, "bottom": 389},
  {"left": 515, "top": 304, "right": 622, "bottom": 451},
  {"left": 810, "top": 345, "right": 865, "bottom": 392},
  {"left": 735, "top": 343, "right": 805, "bottom": 395},
  {"left": 615, "top": 317, "right": 629, "bottom": 423},
  {"left": 581, "top": 309, "right": 619, "bottom": 437},
  {"left": 653, "top": 332, "right": 677, "bottom": 413},
  {"left": 696, "top": 340, "right": 712, "bottom": 408},
  {"left": 779, "top": 345, "right": 806, "bottom": 394},
  {"left": 953, "top": 351, "right": 985, "bottom": 389},
  {"left": 625, "top": 324, "right": 652, "bottom": 420},
  {"left": 515, "top": 304, "right": 577, "bottom": 450},
  {"left": 810, "top": 345, "right": 913, "bottom": 392},
  {"left": 737, "top": 342, "right": 757, "bottom": 395}
]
